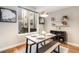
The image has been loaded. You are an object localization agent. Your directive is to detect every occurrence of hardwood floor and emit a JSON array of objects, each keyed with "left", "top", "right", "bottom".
[
  {"left": 2, "top": 43, "right": 79, "bottom": 53},
  {"left": 60, "top": 43, "right": 79, "bottom": 53},
  {"left": 2, "top": 44, "right": 26, "bottom": 53}
]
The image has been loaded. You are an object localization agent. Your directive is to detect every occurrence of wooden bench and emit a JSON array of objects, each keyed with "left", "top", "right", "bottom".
[{"left": 38, "top": 41, "right": 60, "bottom": 53}]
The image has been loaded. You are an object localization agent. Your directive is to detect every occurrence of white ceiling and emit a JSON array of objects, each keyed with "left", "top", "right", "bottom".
[{"left": 31, "top": 6, "right": 70, "bottom": 13}]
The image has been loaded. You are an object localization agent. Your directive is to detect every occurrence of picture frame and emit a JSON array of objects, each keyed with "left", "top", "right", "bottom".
[
  {"left": 0, "top": 7, "right": 17, "bottom": 23},
  {"left": 39, "top": 17, "right": 45, "bottom": 24},
  {"left": 62, "top": 16, "right": 69, "bottom": 26}
]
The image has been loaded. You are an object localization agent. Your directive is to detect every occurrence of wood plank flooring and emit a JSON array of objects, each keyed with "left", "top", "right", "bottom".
[
  {"left": 60, "top": 43, "right": 79, "bottom": 53},
  {"left": 2, "top": 43, "right": 79, "bottom": 53}
]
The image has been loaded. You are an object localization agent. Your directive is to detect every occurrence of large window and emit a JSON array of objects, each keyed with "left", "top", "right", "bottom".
[{"left": 18, "top": 7, "right": 39, "bottom": 34}]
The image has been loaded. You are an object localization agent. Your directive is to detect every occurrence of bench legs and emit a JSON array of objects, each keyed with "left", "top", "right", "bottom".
[
  {"left": 58, "top": 45, "right": 60, "bottom": 53},
  {"left": 29, "top": 45, "right": 32, "bottom": 53},
  {"left": 53, "top": 45, "right": 60, "bottom": 53}
]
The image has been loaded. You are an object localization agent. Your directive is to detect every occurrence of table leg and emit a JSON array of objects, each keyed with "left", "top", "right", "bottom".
[
  {"left": 26, "top": 38, "right": 28, "bottom": 53},
  {"left": 41, "top": 42, "right": 45, "bottom": 46},
  {"left": 36, "top": 43, "right": 39, "bottom": 53},
  {"left": 44, "top": 41, "right": 45, "bottom": 45}
]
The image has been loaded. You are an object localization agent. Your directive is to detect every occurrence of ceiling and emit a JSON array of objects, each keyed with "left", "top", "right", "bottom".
[{"left": 31, "top": 6, "right": 70, "bottom": 13}]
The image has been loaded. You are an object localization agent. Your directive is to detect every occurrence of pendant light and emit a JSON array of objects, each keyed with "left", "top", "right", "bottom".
[{"left": 40, "top": 11, "right": 48, "bottom": 17}]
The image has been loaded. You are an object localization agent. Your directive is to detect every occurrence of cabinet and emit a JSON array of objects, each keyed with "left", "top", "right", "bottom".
[{"left": 50, "top": 30, "right": 67, "bottom": 43}]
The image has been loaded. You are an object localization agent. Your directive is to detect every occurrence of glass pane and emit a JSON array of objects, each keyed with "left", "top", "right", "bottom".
[
  {"left": 18, "top": 8, "right": 28, "bottom": 34},
  {"left": 29, "top": 11, "right": 37, "bottom": 32},
  {"left": 35, "top": 13, "right": 39, "bottom": 33},
  {"left": 18, "top": 7, "right": 39, "bottom": 34}
]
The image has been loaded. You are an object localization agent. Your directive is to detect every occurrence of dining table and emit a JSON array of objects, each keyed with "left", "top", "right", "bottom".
[{"left": 25, "top": 33, "right": 60, "bottom": 53}]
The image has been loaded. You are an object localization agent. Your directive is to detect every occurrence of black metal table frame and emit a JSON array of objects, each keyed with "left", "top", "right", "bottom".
[{"left": 26, "top": 37, "right": 60, "bottom": 53}]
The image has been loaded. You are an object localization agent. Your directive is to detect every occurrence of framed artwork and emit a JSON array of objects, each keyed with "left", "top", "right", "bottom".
[
  {"left": 0, "top": 7, "right": 17, "bottom": 23},
  {"left": 62, "top": 16, "right": 69, "bottom": 26},
  {"left": 39, "top": 17, "right": 45, "bottom": 24}
]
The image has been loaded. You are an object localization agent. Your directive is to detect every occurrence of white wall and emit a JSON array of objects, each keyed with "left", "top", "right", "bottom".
[
  {"left": 0, "top": 6, "right": 36, "bottom": 51},
  {"left": 46, "top": 7, "right": 79, "bottom": 46}
]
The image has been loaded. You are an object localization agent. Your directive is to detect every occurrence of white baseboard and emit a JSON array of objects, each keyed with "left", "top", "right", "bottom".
[
  {"left": 0, "top": 41, "right": 26, "bottom": 52},
  {"left": 67, "top": 42, "right": 79, "bottom": 47}
]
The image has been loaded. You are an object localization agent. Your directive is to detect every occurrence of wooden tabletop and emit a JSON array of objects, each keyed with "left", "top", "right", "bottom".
[{"left": 25, "top": 33, "right": 56, "bottom": 43}]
